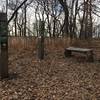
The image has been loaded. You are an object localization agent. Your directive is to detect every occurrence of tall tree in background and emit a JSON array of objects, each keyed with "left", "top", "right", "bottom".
[
  {"left": 24, "top": 3, "right": 27, "bottom": 36},
  {"left": 58, "top": 0, "right": 69, "bottom": 36},
  {"left": 80, "top": 0, "right": 93, "bottom": 39}
]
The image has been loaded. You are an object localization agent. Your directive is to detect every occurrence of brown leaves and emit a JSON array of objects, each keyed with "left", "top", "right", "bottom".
[{"left": 0, "top": 44, "right": 100, "bottom": 99}]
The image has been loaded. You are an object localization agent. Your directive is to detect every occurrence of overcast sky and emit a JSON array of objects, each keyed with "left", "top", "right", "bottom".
[{"left": 0, "top": 0, "right": 6, "bottom": 12}]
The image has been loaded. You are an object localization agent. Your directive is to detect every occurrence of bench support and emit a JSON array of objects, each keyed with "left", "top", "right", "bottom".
[
  {"left": 87, "top": 51, "right": 94, "bottom": 62},
  {"left": 64, "top": 49, "right": 72, "bottom": 57}
]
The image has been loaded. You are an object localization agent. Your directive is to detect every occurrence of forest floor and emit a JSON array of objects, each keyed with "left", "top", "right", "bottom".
[
  {"left": 0, "top": 38, "right": 100, "bottom": 100},
  {"left": 0, "top": 37, "right": 100, "bottom": 100}
]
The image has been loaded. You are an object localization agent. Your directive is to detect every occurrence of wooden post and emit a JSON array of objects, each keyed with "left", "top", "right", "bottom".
[
  {"left": 38, "top": 21, "right": 45, "bottom": 60},
  {"left": 87, "top": 51, "right": 94, "bottom": 62},
  {"left": 0, "top": 13, "right": 9, "bottom": 79}
]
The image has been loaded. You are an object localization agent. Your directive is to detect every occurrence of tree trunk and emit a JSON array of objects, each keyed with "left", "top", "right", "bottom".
[
  {"left": 24, "top": 4, "right": 27, "bottom": 36},
  {"left": 53, "top": 17, "right": 56, "bottom": 38},
  {"left": 72, "top": 0, "right": 79, "bottom": 38},
  {"left": 38, "top": 21, "right": 45, "bottom": 60},
  {"left": 80, "top": 0, "right": 86, "bottom": 39},
  {"left": 14, "top": 12, "right": 17, "bottom": 36},
  {"left": 58, "top": 0, "right": 69, "bottom": 36}
]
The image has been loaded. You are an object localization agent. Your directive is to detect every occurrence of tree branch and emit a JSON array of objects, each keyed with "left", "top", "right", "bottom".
[{"left": 7, "top": 0, "right": 28, "bottom": 24}]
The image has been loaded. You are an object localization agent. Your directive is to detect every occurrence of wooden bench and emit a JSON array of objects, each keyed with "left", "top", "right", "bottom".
[{"left": 64, "top": 47, "right": 94, "bottom": 62}]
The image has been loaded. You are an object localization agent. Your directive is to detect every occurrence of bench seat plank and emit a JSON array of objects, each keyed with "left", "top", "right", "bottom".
[{"left": 66, "top": 47, "right": 92, "bottom": 52}]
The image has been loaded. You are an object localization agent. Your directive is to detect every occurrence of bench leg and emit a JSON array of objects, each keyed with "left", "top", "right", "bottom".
[
  {"left": 87, "top": 51, "right": 94, "bottom": 62},
  {"left": 64, "top": 50, "right": 72, "bottom": 57}
]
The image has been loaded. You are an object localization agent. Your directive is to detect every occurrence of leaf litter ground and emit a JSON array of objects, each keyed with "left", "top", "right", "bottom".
[{"left": 0, "top": 48, "right": 100, "bottom": 100}]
